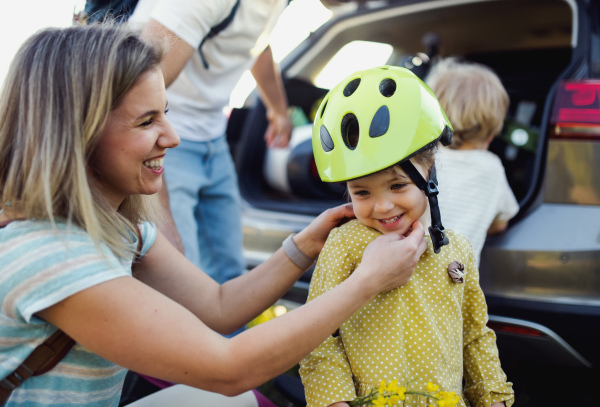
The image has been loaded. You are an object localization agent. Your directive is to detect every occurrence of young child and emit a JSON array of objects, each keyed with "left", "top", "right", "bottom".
[
  {"left": 426, "top": 58, "right": 519, "bottom": 265},
  {"left": 299, "top": 66, "right": 514, "bottom": 407}
]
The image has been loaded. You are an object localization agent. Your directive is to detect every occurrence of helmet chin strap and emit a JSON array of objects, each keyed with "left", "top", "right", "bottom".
[{"left": 398, "top": 160, "right": 449, "bottom": 254}]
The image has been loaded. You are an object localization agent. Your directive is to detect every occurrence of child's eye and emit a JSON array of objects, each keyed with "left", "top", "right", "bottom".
[
  {"left": 391, "top": 183, "right": 406, "bottom": 190},
  {"left": 353, "top": 190, "right": 370, "bottom": 197},
  {"left": 164, "top": 108, "right": 169, "bottom": 115}
]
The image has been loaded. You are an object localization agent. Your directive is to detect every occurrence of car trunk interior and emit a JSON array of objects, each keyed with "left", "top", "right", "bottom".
[{"left": 231, "top": 0, "right": 574, "bottom": 216}]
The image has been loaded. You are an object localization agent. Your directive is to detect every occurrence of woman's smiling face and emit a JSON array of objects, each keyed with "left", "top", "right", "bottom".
[
  {"left": 347, "top": 160, "right": 429, "bottom": 236},
  {"left": 89, "top": 68, "right": 179, "bottom": 209}
]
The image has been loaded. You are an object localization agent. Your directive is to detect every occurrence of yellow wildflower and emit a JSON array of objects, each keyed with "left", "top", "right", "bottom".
[
  {"left": 387, "top": 395, "right": 400, "bottom": 406},
  {"left": 397, "top": 386, "right": 407, "bottom": 401},
  {"left": 386, "top": 379, "right": 400, "bottom": 393},
  {"left": 437, "top": 391, "right": 460, "bottom": 407},
  {"left": 378, "top": 380, "right": 387, "bottom": 395},
  {"left": 372, "top": 396, "right": 388, "bottom": 407},
  {"left": 426, "top": 382, "right": 439, "bottom": 392}
]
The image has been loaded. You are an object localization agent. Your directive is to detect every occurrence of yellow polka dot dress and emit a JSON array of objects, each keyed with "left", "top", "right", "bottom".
[{"left": 299, "top": 220, "right": 514, "bottom": 407}]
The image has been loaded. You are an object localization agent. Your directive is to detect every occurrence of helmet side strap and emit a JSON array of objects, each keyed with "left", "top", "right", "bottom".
[{"left": 398, "top": 160, "right": 449, "bottom": 254}]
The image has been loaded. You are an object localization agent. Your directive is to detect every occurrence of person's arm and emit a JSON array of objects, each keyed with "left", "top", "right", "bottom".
[
  {"left": 141, "top": 19, "right": 194, "bottom": 88},
  {"left": 135, "top": 20, "right": 192, "bottom": 253},
  {"left": 251, "top": 46, "right": 293, "bottom": 148},
  {"left": 487, "top": 219, "right": 509, "bottom": 235},
  {"left": 37, "top": 216, "right": 426, "bottom": 396},
  {"left": 137, "top": 204, "right": 363, "bottom": 334},
  {"left": 156, "top": 177, "right": 185, "bottom": 254}
]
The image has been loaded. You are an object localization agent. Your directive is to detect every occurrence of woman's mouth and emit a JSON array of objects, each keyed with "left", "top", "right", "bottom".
[{"left": 143, "top": 157, "right": 164, "bottom": 173}]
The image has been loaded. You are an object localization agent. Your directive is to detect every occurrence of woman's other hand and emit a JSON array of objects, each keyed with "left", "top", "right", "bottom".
[{"left": 294, "top": 203, "right": 356, "bottom": 259}]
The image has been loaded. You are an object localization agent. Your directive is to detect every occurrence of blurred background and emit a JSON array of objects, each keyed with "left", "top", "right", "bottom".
[{"left": 0, "top": 0, "right": 332, "bottom": 108}]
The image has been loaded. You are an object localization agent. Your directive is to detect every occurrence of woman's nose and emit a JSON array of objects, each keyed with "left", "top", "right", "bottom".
[{"left": 158, "top": 119, "right": 180, "bottom": 149}]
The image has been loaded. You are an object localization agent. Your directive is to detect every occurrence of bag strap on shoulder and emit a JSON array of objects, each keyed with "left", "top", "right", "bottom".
[
  {"left": 198, "top": 0, "right": 241, "bottom": 69},
  {"left": 0, "top": 330, "right": 75, "bottom": 404}
]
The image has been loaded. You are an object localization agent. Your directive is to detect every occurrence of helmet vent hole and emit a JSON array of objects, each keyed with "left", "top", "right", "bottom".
[
  {"left": 343, "top": 78, "right": 361, "bottom": 97},
  {"left": 341, "top": 113, "right": 360, "bottom": 150},
  {"left": 379, "top": 78, "right": 396, "bottom": 97},
  {"left": 320, "top": 100, "right": 328, "bottom": 119}
]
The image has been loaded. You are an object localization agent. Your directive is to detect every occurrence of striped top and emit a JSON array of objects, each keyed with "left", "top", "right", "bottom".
[
  {"left": 0, "top": 220, "right": 157, "bottom": 406},
  {"left": 435, "top": 148, "right": 519, "bottom": 265}
]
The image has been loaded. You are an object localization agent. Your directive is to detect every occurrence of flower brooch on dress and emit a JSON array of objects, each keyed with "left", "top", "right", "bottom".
[{"left": 447, "top": 261, "right": 465, "bottom": 284}]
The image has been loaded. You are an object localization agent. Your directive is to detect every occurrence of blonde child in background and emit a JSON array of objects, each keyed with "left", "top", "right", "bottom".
[
  {"left": 426, "top": 58, "right": 519, "bottom": 265},
  {"left": 299, "top": 66, "right": 514, "bottom": 407}
]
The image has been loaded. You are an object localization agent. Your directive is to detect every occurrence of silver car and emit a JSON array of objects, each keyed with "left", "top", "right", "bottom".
[{"left": 227, "top": 0, "right": 600, "bottom": 402}]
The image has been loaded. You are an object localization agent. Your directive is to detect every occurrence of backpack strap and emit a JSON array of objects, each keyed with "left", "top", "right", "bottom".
[
  {"left": 0, "top": 219, "right": 75, "bottom": 404},
  {"left": 0, "top": 331, "right": 75, "bottom": 404},
  {"left": 197, "top": 0, "right": 241, "bottom": 69}
]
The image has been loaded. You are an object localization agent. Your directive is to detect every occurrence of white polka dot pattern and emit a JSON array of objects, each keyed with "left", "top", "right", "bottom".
[{"left": 299, "top": 220, "right": 514, "bottom": 407}]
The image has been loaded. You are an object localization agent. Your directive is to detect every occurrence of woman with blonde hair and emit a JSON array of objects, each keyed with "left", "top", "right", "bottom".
[{"left": 0, "top": 24, "right": 427, "bottom": 406}]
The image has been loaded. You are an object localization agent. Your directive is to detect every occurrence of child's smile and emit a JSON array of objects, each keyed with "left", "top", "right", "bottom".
[{"left": 347, "top": 160, "right": 429, "bottom": 236}]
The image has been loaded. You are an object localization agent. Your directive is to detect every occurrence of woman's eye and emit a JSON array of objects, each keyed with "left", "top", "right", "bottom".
[{"left": 140, "top": 118, "right": 154, "bottom": 127}]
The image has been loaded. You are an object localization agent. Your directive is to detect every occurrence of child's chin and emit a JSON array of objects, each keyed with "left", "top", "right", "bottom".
[{"left": 375, "top": 226, "right": 408, "bottom": 236}]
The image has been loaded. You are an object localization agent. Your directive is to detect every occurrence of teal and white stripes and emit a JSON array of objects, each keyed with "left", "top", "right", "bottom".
[{"left": 0, "top": 220, "right": 156, "bottom": 406}]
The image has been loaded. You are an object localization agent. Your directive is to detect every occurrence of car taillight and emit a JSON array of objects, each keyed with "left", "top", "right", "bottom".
[
  {"left": 487, "top": 321, "right": 546, "bottom": 337},
  {"left": 550, "top": 80, "right": 600, "bottom": 140}
]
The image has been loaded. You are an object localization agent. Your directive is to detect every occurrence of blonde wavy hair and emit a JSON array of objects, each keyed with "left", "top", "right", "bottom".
[
  {"left": 0, "top": 23, "right": 165, "bottom": 260},
  {"left": 426, "top": 58, "right": 509, "bottom": 149}
]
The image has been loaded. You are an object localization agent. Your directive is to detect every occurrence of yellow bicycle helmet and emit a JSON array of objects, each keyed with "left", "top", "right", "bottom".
[{"left": 312, "top": 65, "right": 453, "bottom": 253}]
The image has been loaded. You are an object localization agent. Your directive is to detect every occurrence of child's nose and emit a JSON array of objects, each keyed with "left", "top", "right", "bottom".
[{"left": 374, "top": 198, "right": 394, "bottom": 213}]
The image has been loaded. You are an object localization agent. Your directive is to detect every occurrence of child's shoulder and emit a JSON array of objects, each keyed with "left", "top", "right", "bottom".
[
  {"left": 436, "top": 229, "right": 476, "bottom": 262},
  {"left": 327, "top": 219, "right": 380, "bottom": 245},
  {"left": 446, "top": 229, "right": 471, "bottom": 247}
]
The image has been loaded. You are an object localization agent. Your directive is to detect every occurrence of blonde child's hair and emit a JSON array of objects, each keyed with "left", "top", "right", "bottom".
[
  {"left": 0, "top": 23, "right": 166, "bottom": 260},
  {"left": 426, "top": 58, "right": 509, "bottom": 149}
]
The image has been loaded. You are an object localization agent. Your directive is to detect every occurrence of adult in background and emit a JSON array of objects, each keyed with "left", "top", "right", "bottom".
[
  {"left": 0, "top": 24, "right": 426, "bottom": 406},
  {"left": 128, "top": 0, "right": 293, "bottom": 284}
]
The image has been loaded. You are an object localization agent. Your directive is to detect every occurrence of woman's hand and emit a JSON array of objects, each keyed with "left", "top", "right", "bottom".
[
  {"left": 293, "top": 203, "right": 356, "bottom": 259},
  {"left": 355, "top": 220, "right": 428, "bottom": 294},
  {"left": 328, "top": 403, "right": 351, "bottom": 407}
]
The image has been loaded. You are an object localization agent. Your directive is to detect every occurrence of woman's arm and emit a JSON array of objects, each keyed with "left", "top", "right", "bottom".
[
  {"left": 135, "top": 203, "right": 357, "bottom": 334},
  {"left": 37, "top": 222, "right": 426, "bottom": 396}
]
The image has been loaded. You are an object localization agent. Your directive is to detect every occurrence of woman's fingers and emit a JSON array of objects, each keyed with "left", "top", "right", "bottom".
[
  {"left": 295, "top": 203, "right": 356, "bottom": 258},
  {"left": 359, "top": 224, "right": 429, "bottom": 293}
]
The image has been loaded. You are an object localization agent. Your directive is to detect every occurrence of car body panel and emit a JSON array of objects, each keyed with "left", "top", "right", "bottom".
[{"left": 232, "top": 0, "right": 600, "bottom": 370}]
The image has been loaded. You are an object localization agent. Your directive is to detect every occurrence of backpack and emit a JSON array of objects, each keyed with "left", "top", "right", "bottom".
[{"left": 83, "top": 0, "right": 241, "bottom": 69}]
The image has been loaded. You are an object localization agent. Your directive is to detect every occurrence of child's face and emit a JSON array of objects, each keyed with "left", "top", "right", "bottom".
[{"left": 347, "top": 160, "right": 429, "bottom": 236}]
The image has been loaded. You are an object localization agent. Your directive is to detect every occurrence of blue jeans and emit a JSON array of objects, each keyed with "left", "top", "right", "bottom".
[{"left": 164, "top": 137, "right": 245, "bottom": 284}]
